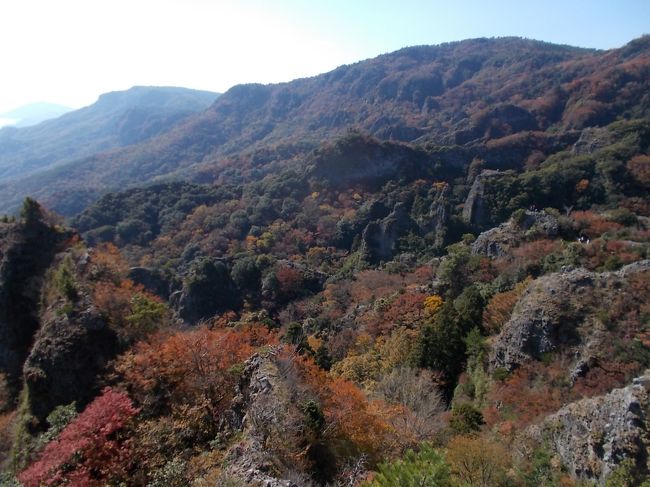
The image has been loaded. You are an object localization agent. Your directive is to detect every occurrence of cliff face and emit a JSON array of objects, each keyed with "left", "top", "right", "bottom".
[
  {"left": 218, "top": 351, "right": 304, "bottom": 486},
  {"left": 0, "top": 221, "right": 66, "bottom": 394},
  {"left": 0, "top": 221, "right": 122, "bottom": 424},
  {"left": 526, "top": 372, "right": 650, "bottom": 484},
  {"left": 462, "top": 169, "right": 503, "bottom": 227},
  {"left": 490, "top": 260, "right": 650, "bottom": 380},
  {"left": 360, "top": 203, "right": 416, "bottom": 264},
  {"left": 471, "top": 210, "right": 559, "bottom": 258},
  {"left": 23, "top": 291, "right": 117, "bottom": 422}
]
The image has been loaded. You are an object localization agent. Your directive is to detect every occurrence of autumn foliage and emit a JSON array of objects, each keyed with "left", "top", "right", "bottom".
[
  {"left": 18, "top": 388, "right": 138, "bottom": 487},
  {"left": 115, "top": 326, "right": 277, "bottom": 416}
]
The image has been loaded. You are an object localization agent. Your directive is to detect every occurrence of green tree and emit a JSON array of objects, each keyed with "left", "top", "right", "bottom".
[
  {"left": 126, "top": 293, "right": 167, "bottom": 338},
  {"left": 449, "top": 403, "right": 484, "bottom": 435},
  {"left": 315, "top": 343, "right": 332, "bottom": 370},
  {"left": 365, "top": 444, "right": 452, "bottom": 487},
  {"left": 20, "top": 197, "right": 44, "bottom": 227},
  {"left": 413, "top": 302, "right": 465, "bottom": 393},
  {"left": 54, "top": 255, "right": 78, "bottom": 301}
]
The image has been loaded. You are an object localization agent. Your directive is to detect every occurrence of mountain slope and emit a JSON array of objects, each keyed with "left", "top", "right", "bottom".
[
  {"left": 1, "top": 36, "right": 649, "bottom": 217},
  {"left": 0, "top": 86, "right": 218, "bottom": 183}
]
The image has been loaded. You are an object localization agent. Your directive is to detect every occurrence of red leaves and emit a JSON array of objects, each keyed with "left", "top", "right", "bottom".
[{"left": 19, "top": 387, "right": 138, "bottom": 487}]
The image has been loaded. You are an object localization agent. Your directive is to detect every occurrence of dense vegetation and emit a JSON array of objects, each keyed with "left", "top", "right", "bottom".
[{"left": 0, "top": 36, "right": 649, "bottom": 486}]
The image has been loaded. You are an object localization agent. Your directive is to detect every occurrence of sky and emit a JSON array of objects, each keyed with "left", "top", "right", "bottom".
[{"left": 0, "top": 0, "right": 648, "bottom": 116}]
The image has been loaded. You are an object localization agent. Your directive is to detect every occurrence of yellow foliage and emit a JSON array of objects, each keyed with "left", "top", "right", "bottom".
[
  {"left": 423, "top": 295, "right": 444, "bottom": 316},
  {"left": 307, "top": 335, "right": 322, "bottom": 351},
  {"left": 446, "top": 435, "right": 510, "bottom": 487},
  {"left": 331, "top": 328, "right": 418, "bottom": 386}
]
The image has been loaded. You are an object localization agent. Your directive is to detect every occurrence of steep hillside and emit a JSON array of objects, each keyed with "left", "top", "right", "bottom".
[
  {"left": 0, "top": 36, "right": 649, "bottom": 486},
  {"left": 3, "top": 36, "right": 649, "bottom": 216},
  {"left": 0, "top": 86, "right": 218, "bottom": 206}
]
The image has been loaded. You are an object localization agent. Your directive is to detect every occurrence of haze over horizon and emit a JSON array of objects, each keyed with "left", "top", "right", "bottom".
[{"left": 1, "top": 0, "right": 648, "bottom": 115}]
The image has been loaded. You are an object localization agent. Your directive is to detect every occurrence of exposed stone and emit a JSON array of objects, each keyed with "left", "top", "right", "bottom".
[
  {"left": 490, "top": 260, "right": 650, "bottom": 375},
  {"left": 417, "top": 183, "right": 450, "bottom": 251},
  {"left": 572, "top": 127, "right": 615, "bottom": 156},
  {"left": 462, "top": 169, "right": 502, "bottom": 227},
  {"left": 525, "top": 372, "right": 650, "bottom": 484},
  {"left": 360, "top": 202, "right": 416, "bottom": 264},
  {"left": 471, "top": 210, "right": 559, "bottom": 258},
  {"left": 23, "top": 294, "right": 117, "bottom": 422},
  {"left": 0, "top": 221, "right": 67, "bottom": 395},
  {"left": 218, "top": 350, "right": 306, "bottom": 486},
  {"left": 128, "top": 266, "right": 171, "bottom": 299}
]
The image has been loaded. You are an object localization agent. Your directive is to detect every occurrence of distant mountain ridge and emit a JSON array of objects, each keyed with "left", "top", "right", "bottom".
[
  {"left": 0, "top": 86, "right": 218, "bottom": 184},
  {"left": 0, "top": 102, "right": 74, "bottom": 128},
  {"left": 1, "top": 36, "right": 649, "bottom": 215}
]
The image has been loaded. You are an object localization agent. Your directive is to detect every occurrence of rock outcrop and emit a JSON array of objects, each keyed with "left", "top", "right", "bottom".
[
  {"left": 526, "top": 372, "right": 650, "bottom": 484},
  {"left": 23, "top": 294, "right": 117, "bottom": 422},
  {"left": 471, "top": 210, "right": 559, "bottom": 257},
  {"left": 490, "top": 260, "right": 650, "bottom": 377},
  {"left": 219, "top": 351, "right": 304, "bottom": 486},
  {"left": 417, "top": 183, "right": 450, "bottom": 251},
  {"left": 0, "top": 221, "right": 67, "bottom": 394},
  {"left": 128, "top": 266, "right": 171, "bottom": 299},
  {"left": 572, "top": 127, "right": 615, "bottom": 156},
  {"left": 360, "top": 202, "right": 416, "bottom": 264},
  {"left": 462, "top": 169, "right": 502, "bottom": 227}
]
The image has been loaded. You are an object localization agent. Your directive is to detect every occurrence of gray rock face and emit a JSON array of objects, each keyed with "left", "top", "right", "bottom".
[
  {"left": 471, "top": 210, "right": 559, "bottom": 258},
  {"left": 219, "top": 351, "right": 303, "bottom": 486},
  {"left": 417, "top": 183, "right": 450, "bottom": 251},
  {"left": 572, "top": 127, "right": 614, "bottom": 156},
  {"left": 526, "top": 372, "right": 650, "bottom": 484},
  {"left": 360, "top": 202, "right": 416, "bottom": 264},
  {"left": 490, "top": 260, "right": 650, "bottom": 374},
  {"left": 462, "top": 169, "right": 502, "bottom": 226}
]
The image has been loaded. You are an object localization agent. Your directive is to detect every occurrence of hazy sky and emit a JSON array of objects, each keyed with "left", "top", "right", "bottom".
[{"left": 0, "top": 0, "right": 648, "bottom": 115}]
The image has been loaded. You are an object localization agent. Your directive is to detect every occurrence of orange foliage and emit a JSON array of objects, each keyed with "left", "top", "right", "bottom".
[
  {"left": 446, "top": 435, "right": 510, "bottom": 487},
  {"left": 93, "top": 279, "right": 143, "bottom": 322},
  {"left": 627, "top": 154, "right": 650, "bottom": 185},
  {"left": 423, "top": 295, "right": 444, "bottom": 316},
  {"left": 116, "top": 326, "right": 277, "bottom": 416},
  {"left": 276, "top": 266, "right": 304, "bottom": 299},
  {"left": 486, "top": 362, "right": 565, "bottom": 428},
  {"left": 483, "top": 278, "right": 532, "bottom": 334},
  {"left": 495, "top": 239, "right": 559, "bottom": 276},
  {"left": 575, "top": 178, "right": 590, "bottom": 193},
  {"left": 88, "top": 243, "right": 129, "bottom": 281},
  {"left": 291, "top": 353, "right": 397, "bottom": 461},
  {"left": 571, "top": 211, "right": 622, "bottom": 238}
]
